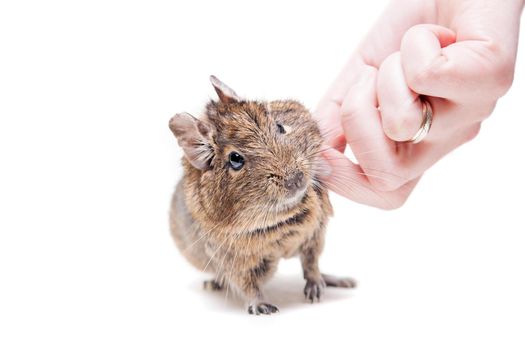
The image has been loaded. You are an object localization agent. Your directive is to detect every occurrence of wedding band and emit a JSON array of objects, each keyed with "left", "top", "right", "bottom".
[{"left": 410, "top": 98, "right": 433, "bottom": 144}]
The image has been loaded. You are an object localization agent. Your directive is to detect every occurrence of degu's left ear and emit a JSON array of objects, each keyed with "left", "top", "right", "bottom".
[{"left": 210, "top": 75, "right": 240, "bottom": 104}]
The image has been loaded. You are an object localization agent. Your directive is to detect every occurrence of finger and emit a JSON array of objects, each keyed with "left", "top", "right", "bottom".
[
  {"left": 314, "top": 57, "right": 363, "bottom": 151},
  {"left": 357, "top": 0, "right": 432, "bottom": 67},
  {"left": 329, "top": 54, "right": 464, "bottom": 192},
  {"left": 321, "top": 147, "right": 419, "bottom": 210},
  {"left": 339, "top": 65, "right": 412, "bottom": 191},
  {"left": 313, "top": 103, "right": 347, "bottom": 153},
  {"left": 400, "top": 24, "right": 513, "bottom": 102},
  {"left": 399, "top": 24, "right": 454, "bottom": 99},
  {"left": 377, "top": 51, "right": 476, "bottom": 144},
  {"left": 396, "top": 122, "right": 482, "bottom": 178},
  {"left": 313, "top": 98, "right": 345, "bottom": 151},
  {"left": 377, "top": 52, "right": 423, "bottom": 142},
  {"left": 315, "top": 0, "right": 430, "bottom": 147},
  {"left": 321, "top": 123, "right": 481, "bottom": 208}
]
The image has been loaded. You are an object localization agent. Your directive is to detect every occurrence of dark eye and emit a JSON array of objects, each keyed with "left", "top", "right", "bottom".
[
  {"left": 276, "top": 123, "right": 286, "bottom": 134},
  {"left": 229, "top": 152, "right": 244, "bottom": 170}
]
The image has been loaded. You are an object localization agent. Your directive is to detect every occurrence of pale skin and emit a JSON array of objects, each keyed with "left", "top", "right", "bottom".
[{"left": 315, "top": 0, "right": 524, "bottom": 209}]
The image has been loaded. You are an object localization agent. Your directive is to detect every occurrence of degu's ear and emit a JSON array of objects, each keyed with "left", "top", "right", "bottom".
[
  {"left": 209, "top": 75, "right": 240, "bottom": 104},
  {"left": 169, "top": 112, "right": 214, "bottom": 170}
]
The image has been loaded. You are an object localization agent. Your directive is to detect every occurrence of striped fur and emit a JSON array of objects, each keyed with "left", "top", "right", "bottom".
[{"left": 169, "top": 78, "right": 353, "bottom": 314}]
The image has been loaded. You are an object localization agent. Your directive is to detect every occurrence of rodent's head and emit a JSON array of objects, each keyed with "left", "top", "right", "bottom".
[{"left": 169, "top": 76, "right": 328, "bottom": 226}]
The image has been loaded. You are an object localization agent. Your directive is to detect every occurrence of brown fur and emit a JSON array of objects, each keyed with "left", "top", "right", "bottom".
[{"left": 169, "top": 76, "right": 355, "bottom": 315}]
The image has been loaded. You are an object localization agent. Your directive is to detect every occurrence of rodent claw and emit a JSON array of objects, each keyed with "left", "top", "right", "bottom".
[
  {"left": 304, "top": 278, "right": 325, "bottom": 303},
  {"left": 247, "top": 302, "right": 279, "bottom": 315}
]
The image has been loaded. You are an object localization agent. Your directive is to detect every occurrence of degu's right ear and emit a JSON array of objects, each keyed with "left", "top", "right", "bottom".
[{"left": 169, "top": 113, "right": 214, "bottom": 170}]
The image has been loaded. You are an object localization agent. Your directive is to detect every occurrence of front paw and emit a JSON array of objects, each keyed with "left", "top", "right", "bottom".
[
  {"left": 304, "top": 278, "right": 326, "bottom": 303},
  {"left": 247, "top": 302, "right": 279, "bottom": 315},
  {"left": 203, "top": 279, "right": 223, "bottom": 291}
]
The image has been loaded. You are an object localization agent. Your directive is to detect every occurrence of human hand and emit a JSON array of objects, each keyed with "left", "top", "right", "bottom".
[{"left": 315, "top": 0, "right": 523, "bottom": 209}]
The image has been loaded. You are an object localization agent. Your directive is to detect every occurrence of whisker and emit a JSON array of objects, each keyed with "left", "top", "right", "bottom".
[
  {"left": 180, "top": 221, "right": 221, "bottom": 255},
  {"left": 202, "top": 233, "right": 231, "bottom": 273},
  {"left": 225, "top": 236, "right": 241, "bottom": 303}
]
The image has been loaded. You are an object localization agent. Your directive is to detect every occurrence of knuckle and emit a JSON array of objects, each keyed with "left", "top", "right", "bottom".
[
  {"left": 475, "top": 103, "right": 496, "bottom": 122},
  {"left": 405, "top": 66, "right": 436, "bottom": 94},
  {"left": 485, "top": 41, "right": 516, "bottom": 95},
  {"left": 461, "top": 123, "right": 482, "bottom": 143},
  {"left": 403, "top": 24, "right": 426, "bottom": 42},
  {"left": 492, "top": 61, "right": 514, "bottom": 96},
  {"left": 340, "top": 100, "right": 361, "bottom": 125},
  {"left": 366, "top": 168, "right": 408, "bottom": 192},
  {"left": 381, "top": 108, "right": 421, "bottom": 142}
]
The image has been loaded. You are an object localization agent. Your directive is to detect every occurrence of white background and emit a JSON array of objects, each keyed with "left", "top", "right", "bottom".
[{"left": 1, "top": 1, "right": 524, "bottom": 349}]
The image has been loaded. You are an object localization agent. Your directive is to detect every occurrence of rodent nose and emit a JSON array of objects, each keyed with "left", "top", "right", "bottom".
[{"left": 284, "top": 171, "right": 305, "bottom": 194}]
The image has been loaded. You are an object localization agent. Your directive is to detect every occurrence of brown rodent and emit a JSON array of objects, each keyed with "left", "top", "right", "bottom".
[{"left": 168, "top": 76, "right": 355, "bottom": 315}]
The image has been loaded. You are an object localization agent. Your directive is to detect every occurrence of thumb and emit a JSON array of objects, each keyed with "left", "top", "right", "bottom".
[
  {"left": 319, "top": 147, "right": 415, "bottom": 210},
  {"left": 400, "top": 24, "right": 513, "bottom": 102}
]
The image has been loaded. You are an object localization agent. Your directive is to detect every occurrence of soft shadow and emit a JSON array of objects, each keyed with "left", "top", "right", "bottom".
[{"left": 190, "top": 272, "right": 356, "bottom": 314}]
